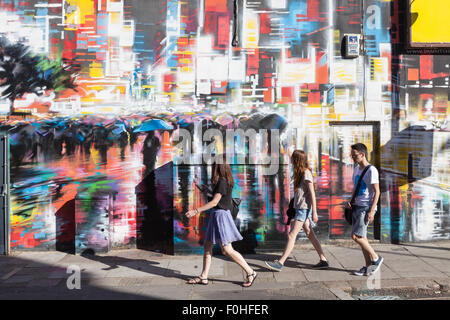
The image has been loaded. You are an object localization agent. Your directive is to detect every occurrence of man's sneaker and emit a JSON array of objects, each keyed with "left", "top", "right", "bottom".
[
  {"left": 367, "top": 256, "right": 383, "bottom": 276},
  {"left": 265, "top": 260, "right": 283, "bottom": 272},
  {"left": 353, "top": 266, "right": 368, "bottom": 276},
  {"left": 312, "top": 260, "right": 329, "bottom": 270}
]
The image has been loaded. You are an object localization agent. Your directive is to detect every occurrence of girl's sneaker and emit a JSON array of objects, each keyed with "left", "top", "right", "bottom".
[
  {"left": 353, "top": 266, "right": 368, "bottom": 276},
  {"left": 265, "top": 260, "right": 283, "bottom": 272}
]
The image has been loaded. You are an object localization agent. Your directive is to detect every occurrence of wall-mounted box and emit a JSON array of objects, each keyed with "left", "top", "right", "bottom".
[{"left": 343, "top": 34, "right": 361, "bottom": 58}]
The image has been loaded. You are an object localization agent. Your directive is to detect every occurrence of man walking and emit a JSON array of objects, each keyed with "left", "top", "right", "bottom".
[{"left": 346, "top": 143, "right": 383, "bottom": 276}]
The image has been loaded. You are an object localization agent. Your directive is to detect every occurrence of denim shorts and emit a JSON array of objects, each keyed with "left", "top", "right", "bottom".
[
  {"left": 352, "top": 205, "right": 371, "bottom": 237},
  {"left": 294, "top": 208, "right": 311, "bottom": 222}
]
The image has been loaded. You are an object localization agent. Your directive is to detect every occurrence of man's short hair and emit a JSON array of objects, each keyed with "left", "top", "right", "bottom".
[{"left": 351, "top": 143, "right": 368, "bottom": 159}]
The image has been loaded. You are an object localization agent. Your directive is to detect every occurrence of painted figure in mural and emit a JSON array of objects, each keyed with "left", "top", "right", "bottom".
[
  {"left": 185, "top": 154, "right": 257, "bottom": 287},
  {"left": 347, "top": 143, "right": 383, "bottom": 276},
  {"left": 142, "top": 131, "right": 161, "bottom": 176},
  {"left": 265, "top": 150, "right": 329, "bottom": 272}
]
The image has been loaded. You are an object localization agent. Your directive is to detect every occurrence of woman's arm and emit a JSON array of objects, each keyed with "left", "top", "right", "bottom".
[
  {"left": 185, "top": 193, "right": 222, "bottom": 218},
  {"left": 307, "top": 180, "right": 318, "bottom": 223}
]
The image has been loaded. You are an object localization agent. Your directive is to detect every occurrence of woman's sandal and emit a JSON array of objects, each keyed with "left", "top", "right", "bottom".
[
  {"left": 187, "top": 276, "right": 209, "bottom": 285},
  {"left": 242, "top": 271, "right": 257, "bottom": 287}
]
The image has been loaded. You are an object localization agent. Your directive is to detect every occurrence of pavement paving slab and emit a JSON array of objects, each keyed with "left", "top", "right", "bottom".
[
  {"left": 88, "top": 277, "right": 123, "bottom": 287},
  {"left": 137, "top": 285, "right": 193, "bottom": 300},
  {"left": 267, "top": 282, "right": 339, "bottom": 300},
  {"left": 15, "top": 252, "right": 66, "bottom": 268},
  {"left": 167, "top": 257, "right": 225, "bottom": 278},
  {"left": 189, "top": 280, "right": 242, "bottom": 291},
  {"left": 329, "top": 287, "right": 355, "bottom": 300},
  {"left": 273, "top": 268, "right": 307, "bottom": 282},
  {"left": 0, "top": 266, "right": 23, "bottom": 280},
  {"left": 322, "top": 280, "right": 352, "bottom": 291},
  {"left": 26, "top": 278, "right": 62, "bottom": 287},
  {"left": 191, "top": 289, "right": 278, "bottom": 300},
  {"left": 243, "top": 280, "right": 306, "bottom": 292},
  {"left": 223, "top": 257, "right": 246, "bottom": 279}
]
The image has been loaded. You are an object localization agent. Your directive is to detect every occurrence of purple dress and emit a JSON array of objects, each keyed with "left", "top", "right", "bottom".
[
  {"left": 204, "top": 178, "right": 243, "bottom": 245},
  {"left": 205, "top": 209, "right": 243, "bottom": 246}
]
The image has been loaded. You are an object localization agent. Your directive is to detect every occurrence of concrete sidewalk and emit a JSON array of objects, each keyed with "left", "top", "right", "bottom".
[{"left": 1, "top": 241, "right": 449, "bottom": 300}]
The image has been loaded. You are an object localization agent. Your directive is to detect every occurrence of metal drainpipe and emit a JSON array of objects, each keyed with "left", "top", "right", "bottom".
[
  {"left": 232, "top": 0, "right": 239, "bottom": 47},
  {"left": 361, "top": 0, "right": 367, "bottom": 121},
  {"left": 0, "top": 134, "right": 9, "bottom": 255}
]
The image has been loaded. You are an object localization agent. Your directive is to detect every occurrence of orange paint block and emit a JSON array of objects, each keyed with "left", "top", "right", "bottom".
[{"left": 408, "top": 68, "right": 419, "bottom": 81}]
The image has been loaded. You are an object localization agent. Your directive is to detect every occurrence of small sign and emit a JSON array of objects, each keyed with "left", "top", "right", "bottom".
[{"left": 344, "top": 34, "right": 360, "bottom": 58}]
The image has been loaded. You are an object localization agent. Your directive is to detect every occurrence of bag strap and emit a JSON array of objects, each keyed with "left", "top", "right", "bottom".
[{"left": 350, "top": 165, "right": 371, "bottom": 204}]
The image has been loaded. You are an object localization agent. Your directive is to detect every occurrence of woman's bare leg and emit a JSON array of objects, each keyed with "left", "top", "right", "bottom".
[
  {"left": 303, "top": 219, "right": 327, "bottom": 261},
  {"left": 221, "top": 243, "right": 253, "bottom": 275},
  {"left": 200, "top": 241, "right": 214, "bottom": 278},
  {"left": 278, "top": 220, "right": 304, "bottom": 265}
]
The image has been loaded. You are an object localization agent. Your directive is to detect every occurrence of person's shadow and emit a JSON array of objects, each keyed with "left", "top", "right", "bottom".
[
  {"left": 240, "top": 252, "right": 355, "bottom": 274},
  {"left": 79, "top": 249, "right": 189, "bottom": 282},
  {"left": 79, "top": 249, "right": 249, "bottom": 285}
]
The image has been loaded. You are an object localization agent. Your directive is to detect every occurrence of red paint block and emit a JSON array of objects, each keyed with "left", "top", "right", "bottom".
[
  {"left": 205, "top": 0, "right": 228, "bottom": 13},
  {"left": 246, "top": 49, "right": 260, "bottom": 75},
  {"left": 420, "top": 56, "right": 449, "bottom": 80},
  {"left": 216, "top": 15, "right": 230, "bottom": 49},
  {"left": 308, "top": 91, "right": 321, "bottom": 105},
  {"left": 259, "top": 13, "right": 271, "bottom": 34},
  {"left": 307, "top": 0, "right": 320, "bottom": 21},
  {"left": 280, "top": 87, "right": 295, "bottom": 103}
]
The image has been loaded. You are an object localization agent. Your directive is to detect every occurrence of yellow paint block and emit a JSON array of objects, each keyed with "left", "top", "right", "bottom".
[
  {"left": 65, "top": 0, "right": 95, "bottom": 25},
  {"left": 411, "top": 0, "right": 450, "bottom": 43},
  {"left": 89, "top": 62, "right": 104, "bottom": 78}
]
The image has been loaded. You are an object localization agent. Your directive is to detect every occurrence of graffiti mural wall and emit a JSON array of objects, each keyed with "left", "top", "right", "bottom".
[{"left": 0, "top": 0, "right": 448, "bottom": 253}]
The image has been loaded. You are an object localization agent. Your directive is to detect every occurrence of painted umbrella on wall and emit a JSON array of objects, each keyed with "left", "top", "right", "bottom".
[
  {"left": 133, "top": 119, "right": 174, "bottom": 133},
  {"left": 259, "top": 113, "right": 288, "bottom": 132}
]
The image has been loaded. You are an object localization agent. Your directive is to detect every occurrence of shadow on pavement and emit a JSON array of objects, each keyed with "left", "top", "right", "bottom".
[
  {"left": 0, "top": 253, "right": 182, "bottom": 300},
  {"left": 80, "top": 249, "right": 190, "bottom": 282}
]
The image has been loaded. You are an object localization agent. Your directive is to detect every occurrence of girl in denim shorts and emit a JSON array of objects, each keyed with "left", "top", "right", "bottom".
[{"left": 265, "top": 150, "right": 329, "bottom": 272}]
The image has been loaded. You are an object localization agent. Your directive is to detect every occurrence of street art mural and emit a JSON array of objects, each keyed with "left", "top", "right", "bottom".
[{"left": 0, "top": 0, "right": 448, "bottom": 254}]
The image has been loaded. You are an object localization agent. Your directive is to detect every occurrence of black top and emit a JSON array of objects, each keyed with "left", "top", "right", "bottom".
[{"left": 212, "top": 177, "right": 233, "bottom": 211}]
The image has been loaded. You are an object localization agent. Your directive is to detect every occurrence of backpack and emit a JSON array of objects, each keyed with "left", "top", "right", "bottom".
[
  {"left": 231, "top": 198, "right": 241, "bottom": 219},
  {"left": 286, "top": 198, "right": 295, "bottom": 225}
]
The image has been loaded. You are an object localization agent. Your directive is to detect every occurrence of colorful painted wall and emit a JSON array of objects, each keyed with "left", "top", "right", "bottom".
[{"left": 0, "top": 0, "right": 448, "bottom": 254}]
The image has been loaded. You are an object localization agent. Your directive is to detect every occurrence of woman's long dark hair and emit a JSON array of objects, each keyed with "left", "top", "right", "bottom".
[
  {"left": 211, "top": 154, "right": 234, "bottom": 189},
  {"left": 291, "top": 150, "right": 311, "bottom": 189}
]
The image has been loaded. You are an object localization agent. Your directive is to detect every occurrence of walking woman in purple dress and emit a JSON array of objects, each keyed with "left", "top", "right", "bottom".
[{"left": 185, "top": 155, "right": 257, "bottom": 287}]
